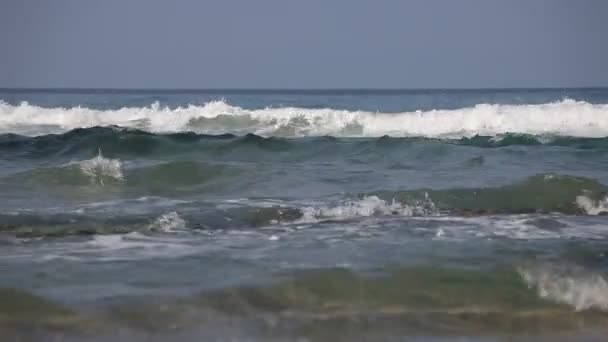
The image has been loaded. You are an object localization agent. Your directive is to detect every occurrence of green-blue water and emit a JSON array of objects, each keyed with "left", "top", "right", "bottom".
[{"left": 1, "top": 88, "right": 608, "bottom": 341}]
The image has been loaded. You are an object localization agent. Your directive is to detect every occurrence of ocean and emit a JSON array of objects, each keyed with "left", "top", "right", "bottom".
[{"left": 1, "top": 88, "right": 608, "bottom": 341}]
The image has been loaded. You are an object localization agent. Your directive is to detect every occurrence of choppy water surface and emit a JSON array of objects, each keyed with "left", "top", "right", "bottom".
[{"left": 1, "top": 89, "right": 608, "bottom": 341}]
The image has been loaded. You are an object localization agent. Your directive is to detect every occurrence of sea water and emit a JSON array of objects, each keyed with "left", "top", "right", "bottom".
[{"left": 1, "top": 88, "right": 608, "bottom": 341}]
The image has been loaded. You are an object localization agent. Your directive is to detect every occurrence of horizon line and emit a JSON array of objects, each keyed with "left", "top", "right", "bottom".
[{"left": 1, "top": 86, "right": 608, "bottom": 94}]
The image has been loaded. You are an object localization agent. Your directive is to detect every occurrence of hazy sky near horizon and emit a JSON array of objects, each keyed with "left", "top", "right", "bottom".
[{"left": 1, "top": 0, "right": 607, "bottom": 88}]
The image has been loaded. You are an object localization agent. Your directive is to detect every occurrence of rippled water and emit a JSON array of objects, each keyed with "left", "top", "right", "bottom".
[{"left": 1, "top": 89, "right": 608, "bottom": 341}]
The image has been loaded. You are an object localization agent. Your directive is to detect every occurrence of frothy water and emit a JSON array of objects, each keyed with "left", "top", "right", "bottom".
[
  {"left": 576, "top": 195, "right": 608, "bottom": 215},
  {"left": 2, "top": 99, "right": 608, "bottom": 137},
  {"left": 298, "top": 194, "right": 438, "bottom": 222},
  {"left": 148, "top": 211, "right": 188, "bottom": 233},
  {"left": 519, "top": 264, "right": 608, "bottom": 311},
  {"left": 76, "top": 150, "right": 124, "bottom": 184}
]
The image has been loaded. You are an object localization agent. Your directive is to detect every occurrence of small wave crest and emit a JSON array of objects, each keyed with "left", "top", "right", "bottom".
[
  {"left": 298, "top": 194, "right": 437, "bottom": 223},
  {"left": 518, "top": 264, "right": 608, "bottom": 311},
  {"left": 576, "top": 195, "right": 608, "bottom": 215},
  {"left": 376, "top": 173, "right": 608, "bottom": 216},
  {"left": 2, "top": 99, "right": 608, "bottom": 138},
  {"left": 76, "top": 150, "right": 124, "bottom": 185},
  {"left": 148, "top": 211, "right": 187, "bottom": 233}
]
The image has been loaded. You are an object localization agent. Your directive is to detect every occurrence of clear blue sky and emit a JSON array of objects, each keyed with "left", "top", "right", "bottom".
[{"left": 1, "top": 0, "right": 607, "bottom": 89}]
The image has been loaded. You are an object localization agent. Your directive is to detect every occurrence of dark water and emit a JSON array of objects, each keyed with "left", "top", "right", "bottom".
[{"left": 1, "top": 89, "right": 608, "bottom": 341}]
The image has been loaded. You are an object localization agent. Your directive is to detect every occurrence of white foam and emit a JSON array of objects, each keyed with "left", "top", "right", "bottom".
[
  {"left": 76, "top": 150, "right": 124, "bottom": 184},
  {"left": 148, "top": 211, "right": 187, "bottom": 233},
  {"left": 298, "top": 195, "right": 437, "bottom": 222},
  {"left": 2, "top": 99, "right": 608, "bottom": 138},
  {"left": 404, "top": 214, "right": 608, "bottom": 240},
  {"left": 86, "top": 234, "right": 126, "bottom": 250},
  {"left": 576, "top": 195, "right": 608, "bottom": 215},
  {"left": 518, "top": 264, "right": 608, "bottom": 311},
  {"left": 77, "top": 233, "right": 199, "bottom": 261}
]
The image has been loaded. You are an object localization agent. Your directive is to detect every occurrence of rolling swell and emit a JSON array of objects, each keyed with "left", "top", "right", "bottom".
[
  {"left": 260, "top": 173, "right": 608, "bottom": 220},
  {"left": 374, "top": 174, "right": 608, "bottom": 216},
  {"left": 95, "top": 266, "right": 608, "bottom": 338},
  {"left": 2, "top": 127, "right": 608, "bottom": 161},
  {"left": 5, "top": 157, "right": 606, "bottom": 216},
  {"left": 1, "top": 174, "right": 607, "bottom": 238},
  {"left": 2, "top": 266, "right": 608, "bottom": 339},
  {"left": 3, "top": 156, "right": 240, "bottom": 195},
  {"left": 0, "top": 127, "right": 239, "bottom": 159}
]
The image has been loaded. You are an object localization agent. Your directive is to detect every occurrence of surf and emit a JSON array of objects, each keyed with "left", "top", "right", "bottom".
[{"left": 2, "top": 99, "right": 608, "bottom": 138}]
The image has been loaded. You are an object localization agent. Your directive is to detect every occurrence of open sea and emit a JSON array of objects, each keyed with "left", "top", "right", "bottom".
[{"left": 1, "top": 88, "right": 608, "bottom": 341}]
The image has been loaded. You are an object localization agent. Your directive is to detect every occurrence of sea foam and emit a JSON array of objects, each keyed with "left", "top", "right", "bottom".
[
  {"left": 298, "top": 195, "right": 437, "bottom": 222},
  {"left": 77, "top": 150, "right": 124, "bottom": 185},
  {"left": 148, "top": 211, "right": 187, "bottom": 233},
  {"left": 2, "top": 99, "right": 608, "bottom": 138},
  {"left": 576, "top": 195, "right": 608, "bottom": 215},
  {"left": 518, "top": 264, "right": 608, "bottom": 311}
]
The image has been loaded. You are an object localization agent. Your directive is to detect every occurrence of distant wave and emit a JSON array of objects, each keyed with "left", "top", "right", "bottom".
[{"left": 1, "top": 99, "right": 608, "bottom": 138}]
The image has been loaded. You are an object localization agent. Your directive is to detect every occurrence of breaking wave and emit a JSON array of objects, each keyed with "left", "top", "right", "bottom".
[
  {"left": 576, "top": 195, "right": 608, "bottom": 215},
  {"left": 75, "top": 150, "right": 124, "bottom": 184},
  {"left": 375, "top": 174, "right": 608, "bottom": 216},
  {"left": 2, "top": 99, "right": 608, "bottom": 138},
  {"left": 518, "top": 264, "right": 608, "bottom": 311},
  {"left": 298, "top": 194, "right": 437, "bottom": 222},
  {"left": 148, "top": 211, "right": 187, "bottom": 233}
]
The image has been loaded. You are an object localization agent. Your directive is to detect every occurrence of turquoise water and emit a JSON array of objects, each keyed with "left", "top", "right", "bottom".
[{"left": 1, "top": 89, "right": 608, "bottom": 341}]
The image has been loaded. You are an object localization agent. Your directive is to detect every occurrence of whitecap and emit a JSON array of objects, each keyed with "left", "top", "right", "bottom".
[
  {"left": 576, "top": 195, "right": 608, "bottom": 215},
  {"left": 77, "top": 149, "right": 124, "bottom": 185},
  {"left": 2, "top": 99, "right": 608, "bottom": 138},
  {"left": 148, "top": 211, "right": 188, "bottom": 233},
  {"left": 518, "top": 264, "right": 608, "bottom": 311},
  {"left": 298, "top": 195, "right": 437, "bottom": 223}
]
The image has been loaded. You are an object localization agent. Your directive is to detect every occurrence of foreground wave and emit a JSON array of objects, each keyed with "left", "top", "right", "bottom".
[
  {"left": 2, "top": 99, "right": 608, "bottom": 137},
  {"left": 1, "top": 265, "right": 608, "bottom": 341}
]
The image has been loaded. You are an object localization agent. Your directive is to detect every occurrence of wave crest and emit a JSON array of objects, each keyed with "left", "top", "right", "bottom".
[
  {"left": 518, "top": 264, "right": 608, "bottom": 311},
  {"left": 148, "top": 211, "right": 187, "bottom": 233},
  {"left": 2, "top": 99, "right": 608, "bottom": 138},
  {"left": 76, "top": 150, "right": 124, "bottom": 185},
  {"left": 576, "top": 195, "right": 608, "bottom": 215},
  {"left": 299, "top": 194, "right": 437, "bottom": 222}
]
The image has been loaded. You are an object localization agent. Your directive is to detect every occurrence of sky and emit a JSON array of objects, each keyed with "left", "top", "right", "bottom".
[{"left": 1, "top": 0, "right": 607, "bottom": 89}]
